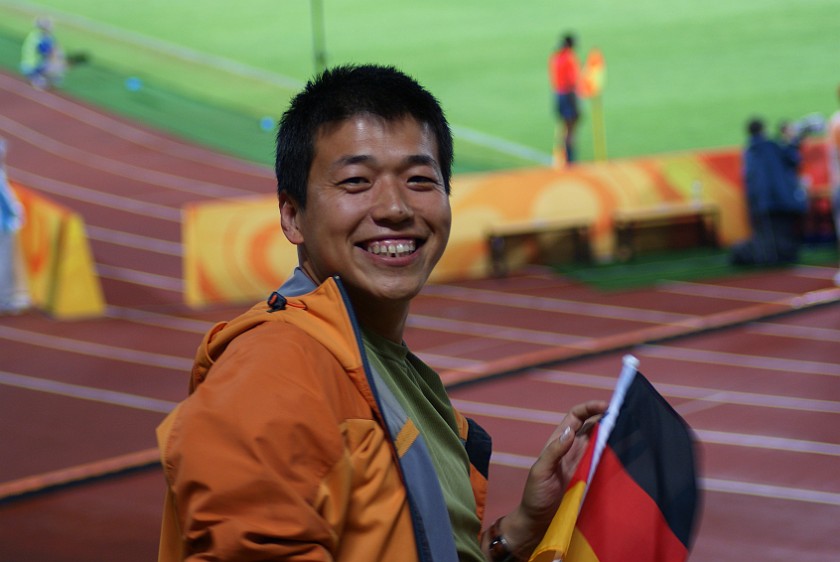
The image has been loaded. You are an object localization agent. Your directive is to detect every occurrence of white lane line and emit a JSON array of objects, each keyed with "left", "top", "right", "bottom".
[
  {"left": 452, "top": 398, "right": 566, "bottom": 425},
  {"left": 0, "top": 72, "right": 272, "bottom": 177},
  {"left": 414, "top": 352, "right": 485, "bottom": 372},
  {"left": 407, "top": 313, "right": 586, "bottom": 346},
  {"left": 420, "top": 284, "right": 691, "bottom": 324},
  {"left": 748, "top": 321, "right": 840, "bottom": 342},
  {"left": 96, "top": 264, "right": 184, "bottom": 292},
  {"left": 4, "top": 365, "right": 836, "bottom": 506},
  {"left": 453, "top": 396, "right": 840, "bottom": 456},
  {"left": 488, "top": 451, "right": 840, "bottom": 505},
  {"left": 792, "top": 265, "right": 839, "bottom": 281},
  {"left": 661, "top": 281, "right": 795, "bottom": 302},
  {"left": 0, "top": 325, "right": 192, "bottom": 371},
  {"left": 640, "top": 344, "right": 840, "bottom": 377},
  {"left": 0, "top": 114, "right": 250, "bottom": 198},
  {"left": 451, "top": 125, "right": 552, "bottom": 165},
  {"left": 696, "top": 429, "right": 840, "bottom": 457},
  {"left": 701, "top": 477, "right": 840, "bottom": 507},
  {"left": 0, "top": 370, "right": 177, "bottom": 414},
  {"left": 9, "top": 167, "right": 181, "bottom": 221},
  {"left": 532, "top": 369, "right": 840, "bottom": 413},
  {"left": 87, "top": 225, "right": 182, "bottom": 256},
  {"left": 105, "top": 305, "right": 213, "bottom": 334},
  {"left": 490, "top": 451, "right": 540, "bottom": 469}
]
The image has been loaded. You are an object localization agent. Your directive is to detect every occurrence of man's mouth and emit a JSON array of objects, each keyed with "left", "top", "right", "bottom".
[{"left": 365, "top": 239, "right": 417, "bottom": 258}]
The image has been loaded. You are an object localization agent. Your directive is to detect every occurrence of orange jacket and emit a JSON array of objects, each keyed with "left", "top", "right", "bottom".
[{"left": 157, "top": 270, "right": 491, "bottom": 561}]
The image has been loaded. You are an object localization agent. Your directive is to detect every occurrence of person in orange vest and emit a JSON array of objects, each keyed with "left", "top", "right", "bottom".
[{"left": 549, "top": 33, "right": 580, "bottom": 165}]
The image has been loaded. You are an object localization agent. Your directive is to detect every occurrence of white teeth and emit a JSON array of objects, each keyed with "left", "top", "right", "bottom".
[{"left": 367, "top": 240, "right": 416, "bottom": 257}]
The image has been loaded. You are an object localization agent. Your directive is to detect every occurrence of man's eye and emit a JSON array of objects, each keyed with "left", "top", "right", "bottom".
[
  {"left": 408, "top": 176, "right": 441, "bottom": 190},
  {"left": 339, "top": 177, "right": 371, "bottom": 191},
  {"left": 409, "top": 176, "right": 438, "bottom": 184}
]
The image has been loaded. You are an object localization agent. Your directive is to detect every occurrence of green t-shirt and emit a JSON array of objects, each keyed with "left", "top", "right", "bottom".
[{"left": 362, "top": 329, "right": 484, "bottom": 562}]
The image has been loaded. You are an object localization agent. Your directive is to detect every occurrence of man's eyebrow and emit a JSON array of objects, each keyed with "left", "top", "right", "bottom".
[
  {"left": 405, "top": 154, "right": 439, "bottom": 167},
  {"left": 333, "top": 154, "right": 439, "bottom": 168},
  {"left": 335, "top": 154, "right": 373, "bottom": 167}
]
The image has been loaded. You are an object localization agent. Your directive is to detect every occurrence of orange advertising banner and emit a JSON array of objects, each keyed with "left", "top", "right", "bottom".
[
  {"left": 181, "top": 148, "right": 765, "bottom": 307},
  {"left": 12, "top": 182, "right": 105, "bottom": 318}
]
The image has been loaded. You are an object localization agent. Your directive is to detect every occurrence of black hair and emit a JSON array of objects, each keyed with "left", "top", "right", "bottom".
[
  {"left": 274, "top": 64, "right": 453, "bottom": 208},
  {"left": 562, "top": 33, "right": 575, "bottom": 49},
  {"left": 747, "top": 117, "right": 765, "bottom": 137}
]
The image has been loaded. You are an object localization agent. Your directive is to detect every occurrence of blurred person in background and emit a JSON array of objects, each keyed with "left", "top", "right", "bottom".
[
  {"left": 0, "top": 139, "right": 30, "bottom": 314},
  {"left": 20, "top": 16, "right": 66, "bottom": 90},
  {"left": 826, "top": 85, "right": 840, "bottom": 285},
  {"left": 549, "top": 33, "right": 580, "bottom": 166},
  {"left": 730, "top": 117, "right": 808, "bottom": 266}
]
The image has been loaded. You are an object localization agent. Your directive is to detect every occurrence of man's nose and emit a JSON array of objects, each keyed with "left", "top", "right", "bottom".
[{"left": 371, "top": 178, "right": 414, "bottom": 223}]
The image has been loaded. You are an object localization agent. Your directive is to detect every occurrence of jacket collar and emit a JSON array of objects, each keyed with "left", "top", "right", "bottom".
[{"left": 277, "top": 267, "right": 318, "bottom": 297}]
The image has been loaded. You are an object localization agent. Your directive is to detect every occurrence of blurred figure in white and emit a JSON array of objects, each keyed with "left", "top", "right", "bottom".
[
  {"left": 20, "top": 16, "right": 66, "bottom": 90},
  {"left": 0, "top": 139, "right": 31, "bottom": 314}
]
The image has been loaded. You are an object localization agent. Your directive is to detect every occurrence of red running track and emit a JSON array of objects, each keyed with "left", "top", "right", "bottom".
[{"left": 1, "top": 69, "right": 839, "bottom": 561}]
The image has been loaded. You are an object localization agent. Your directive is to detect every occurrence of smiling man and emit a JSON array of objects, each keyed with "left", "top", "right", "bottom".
[
  {"left": 279, "top": 112, "right": 451, "bottom": 342},
  {"left": 157, "top": 65, "right": 605, "bottom": 562}
]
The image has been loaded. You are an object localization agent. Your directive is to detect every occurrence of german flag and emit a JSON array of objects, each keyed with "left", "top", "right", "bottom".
[{"left": 530, "top": 356, "right": 700, "bottom": 562}]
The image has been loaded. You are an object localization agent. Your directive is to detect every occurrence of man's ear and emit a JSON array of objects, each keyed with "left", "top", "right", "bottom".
[{"left": 279, "top": 192, "right": 304, "bottom": 245}]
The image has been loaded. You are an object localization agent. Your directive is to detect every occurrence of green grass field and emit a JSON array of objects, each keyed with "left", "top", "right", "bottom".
[
  {"left": 557, "top": 244, "right": 838, "bottom": 291},
  {"left": 1, "top": 0, "right": 839, "bottom": 172}
]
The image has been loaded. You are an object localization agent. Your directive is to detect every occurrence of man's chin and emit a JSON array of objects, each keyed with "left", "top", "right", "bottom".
[{"left": 345, "top": 278, "right": 425, "bottom": 304}]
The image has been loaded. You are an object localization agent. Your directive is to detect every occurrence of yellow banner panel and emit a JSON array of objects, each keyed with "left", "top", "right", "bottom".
[{"left": 12, "top": 183, "right": 104, "bottom": 319}]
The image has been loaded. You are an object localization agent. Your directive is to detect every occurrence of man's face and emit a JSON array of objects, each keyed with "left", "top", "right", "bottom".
[{"left": 280, "top": 114, "right": 451, "bottom": 307}]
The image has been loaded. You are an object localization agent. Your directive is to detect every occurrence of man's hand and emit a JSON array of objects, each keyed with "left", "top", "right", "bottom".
[{"left": 496, "top": 400, "right": 608, "bottom": 559}]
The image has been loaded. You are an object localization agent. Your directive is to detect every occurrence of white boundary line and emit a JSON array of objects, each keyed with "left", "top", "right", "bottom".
[
  {"left": 701, "top": 477, "right": 840, "bottom": 507},
  {"left": 748, "top": 321, "right": 840, "bottom": 342},
  {"left": 0, "top": 0, "right": 304, "bottom": 90},
  {"left": 0, "top": 113, "right": 252, "bottom": 198},
  {"left": 104, "top": 305, "right": 213, "bottom": 333},
  {"left": 451, "top": 125, "right": 552, "bottom": 165},
  {"left": 0, "top": 72, "right": 273, "bottom": 177},
  {"left": 0, "top": 325, "right": 192, "bottom": 371},
  {"left": 0, "top": 2, "right": 553, "bottom": 165},
  {"left": 420, "top": 284, "right": 692, "bottom": 324},
  {"left": 0, "top": 370, "right": 178, "bottom": 414},
  {"left": 531, "top": 369, "right": 840, "bottom": 413},
  {"left": 451, "top": 397, "right": 840, "bottom": 455},
  {"left": 8, "top": 167, "right": 182, "bottom": 221},
  {"left": 96, "top": 264, "right": 184, "bottom": 292},
  {"left": 487, "top": 451, "right": 840, "bottom": 506},
  {"left": 661, "top": 281, "right": 796, "bottom": 302},
  {"left": 86, "top": 225, "right": 182, "bottom": 257},
  {"left": 5, "top": 364, "right": 835, "bottom": 506},
  {"left": 407, "top": 313, "right": 586, "bottom": 347},
  {"left": 640, "top": 344, "right": 840, "bottom": 377}
]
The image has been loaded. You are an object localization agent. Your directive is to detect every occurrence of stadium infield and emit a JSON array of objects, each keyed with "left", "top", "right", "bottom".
[{"left": 2, "top": 0, "right": 840, "bottom": 171}]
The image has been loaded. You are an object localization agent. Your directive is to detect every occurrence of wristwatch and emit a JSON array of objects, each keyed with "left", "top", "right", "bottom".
[{"left": 488, "top": 517, "right": 517, "bottom": 562}]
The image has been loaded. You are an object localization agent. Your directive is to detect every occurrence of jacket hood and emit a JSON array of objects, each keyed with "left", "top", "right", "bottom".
[{"left": 189, "top": 270, "right": 362, "bottom": 394}]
